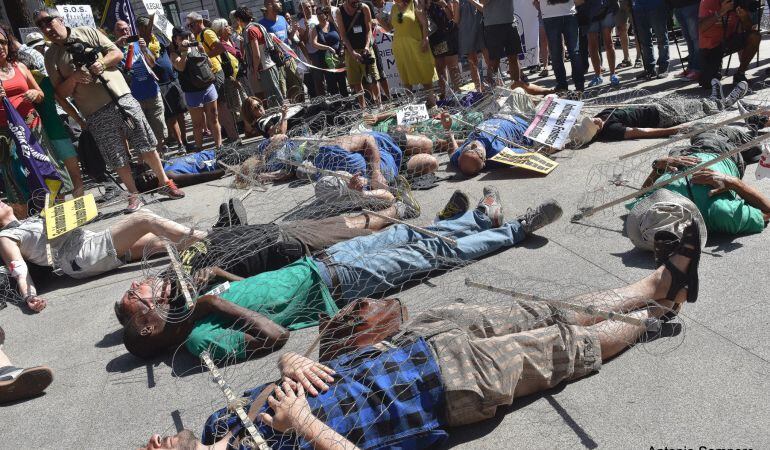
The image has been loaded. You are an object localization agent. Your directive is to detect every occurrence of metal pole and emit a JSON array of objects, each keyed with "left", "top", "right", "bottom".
[
  {"left": 200, "top": 351, "right": 270, "bottom": 450},
  {"left": 573, "top": 130, "right": 770, "bottom": 220}
]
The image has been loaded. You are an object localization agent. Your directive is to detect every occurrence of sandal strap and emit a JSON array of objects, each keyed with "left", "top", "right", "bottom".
[
  {"left": 663, "top": 259, "right": 688, "bottom": 301},
  {"left": 674, "top": 246, "right": 699, "bottom": 258}
]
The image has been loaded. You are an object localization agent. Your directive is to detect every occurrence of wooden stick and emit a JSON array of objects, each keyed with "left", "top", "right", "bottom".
[
  {"left": 618, "top": 107, "right": 770, "bottom": 160},
  {"left": 572, "top": 131, "right": 770, "bottom": 220},
  {"left": 164, "top": 242, "right": 193, "bottom": 309},
  {"left": 201, "top": 351, "right": 270, "bottom": 450},
  {"left": 362, "top": 209, "right": 458, "bottom": 246},
  {"left": 464, "top": 279, "right": 657, "bottom": 329}
]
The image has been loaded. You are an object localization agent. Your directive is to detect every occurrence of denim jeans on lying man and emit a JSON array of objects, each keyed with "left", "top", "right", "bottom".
[{"left": 319, "top": 210, "right": 527, "bottom": 302}]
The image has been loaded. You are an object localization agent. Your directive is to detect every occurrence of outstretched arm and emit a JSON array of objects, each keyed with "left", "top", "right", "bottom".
[
  {"left": 0, "top": 238, "right": 45, "bottom": 312},
  {"left": 624, "top": 126, "right": 682, "bottom": 140}
]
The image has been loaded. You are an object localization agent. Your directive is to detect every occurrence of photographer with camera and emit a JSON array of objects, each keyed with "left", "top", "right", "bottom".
[
  {"left": 698, "top": 0, "right": 760, "bottom": 89},
  {"left": 338, "top": 0, "right": 382, "bottom": 108},
  {"left": 113, "top": 18, "right": 167, "bottom": 157},
  {"left": 35, "top": 8, "right": 185, "bottom": 213}
]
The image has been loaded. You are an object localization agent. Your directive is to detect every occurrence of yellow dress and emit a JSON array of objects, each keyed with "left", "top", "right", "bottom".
[{"left": 392, "top": 1, "right": 437, "bottom": 86}]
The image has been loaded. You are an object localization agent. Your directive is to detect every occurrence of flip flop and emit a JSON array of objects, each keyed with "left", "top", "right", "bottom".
[{"left": 0, "top": 366, "right": 53, "bottom": 404}]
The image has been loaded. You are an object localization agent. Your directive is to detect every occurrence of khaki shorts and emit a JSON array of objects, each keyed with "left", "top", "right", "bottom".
[
  {"left": 55, "top": 228, "right": 127, "bottom": 279},
  {"left": 345, "top": 49, "right": 380, "bottom": 86},
  {"left": 138, "top": 93, "right": 167, "bottom": 143},
  {"left": 401, "top": 302, "right": 602, "bottom": 426}
]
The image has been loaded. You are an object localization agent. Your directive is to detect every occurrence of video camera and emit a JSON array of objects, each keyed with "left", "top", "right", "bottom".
[
  {"left": 184, "top": 40, "right": 200, "bottom": 47},
  {"left": 64, "top": 40, "right": 103, "bottom": 70}
]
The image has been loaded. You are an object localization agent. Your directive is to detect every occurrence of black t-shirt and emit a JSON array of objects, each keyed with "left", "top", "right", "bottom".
[
  {"left": 178, "top": 224, "right": 282, "bottom": 277},
  {"left": 595, "top": 106, "right": 661, "bottom": 141},
  {"left": 340, "top": 4, "right": 368, "bottom": 49}
]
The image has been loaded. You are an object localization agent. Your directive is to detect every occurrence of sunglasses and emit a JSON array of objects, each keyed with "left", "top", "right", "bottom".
[{"left": 35, "top": 16, "right": 57, "bottom": 27}]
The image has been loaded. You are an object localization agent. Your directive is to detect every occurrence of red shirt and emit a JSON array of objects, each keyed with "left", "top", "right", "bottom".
[
  {"left": 0, "top": 64, "right": 39, "bottom": 128},
  {"left": 247, "top": 25, "right": 268, "bottom": 45},
  {"left": 699, "top": 0, "right": 739, "bottom": 50}
]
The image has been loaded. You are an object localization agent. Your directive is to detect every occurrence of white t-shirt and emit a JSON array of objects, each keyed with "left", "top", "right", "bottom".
[
  {"left": 0, "top": 218, "right": 51, "bottom": 267},
  {"left": 299, "top": 15, "right": 320, "bottom": 54},
  {"left": 539, "top": 0, "right": 576, "bottom": 18}
]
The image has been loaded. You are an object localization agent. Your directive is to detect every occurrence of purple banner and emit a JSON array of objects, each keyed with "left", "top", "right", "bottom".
[{"left": 3, "top": 97, "right": 63, "bottom": 207}]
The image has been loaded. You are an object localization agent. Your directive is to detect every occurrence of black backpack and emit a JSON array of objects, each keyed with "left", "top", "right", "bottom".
[{"left": 179, "top": 46, "right": 216, "bottom": 90}]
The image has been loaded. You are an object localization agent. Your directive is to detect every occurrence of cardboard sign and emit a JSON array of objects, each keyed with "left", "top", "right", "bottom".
[
  {"left": 490, "top": 149, "right": 558, "bottom": 175},
  {"left": 524, "top": 97, "right": 583, "bottom": 150},
  {"left": 56, "top": 5, "right": 96, "bottom": 28},
  {"left": 18, "top": 27, "right": 42, "bottom": 45},
  {"left": 142, "top": 0, "right": 174, "bottom": 40},
  {"left": 373, "top": 25, "right": 402, "bottom": 91},
  {"left": 42, "top": 194, "right": 98, "bottom": 239},
  {"left": 397, "top": 104, "right": 429, "bottom": 125}
]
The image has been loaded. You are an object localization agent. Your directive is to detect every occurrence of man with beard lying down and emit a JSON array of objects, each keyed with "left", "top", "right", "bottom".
[{"left": 121, "top": 188, "right": 562, "bottom": 363}]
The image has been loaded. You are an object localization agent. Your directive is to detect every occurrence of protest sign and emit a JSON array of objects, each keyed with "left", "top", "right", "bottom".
[
  {"left": 18, "top": 27, "right": 42, "bottom": 44},
  {"left": 374, "top": 26, "right": 402, "bottom": 90},
  {"left": 489, "top": 149, "right": 558, "bottom": 175},
  {"left": 524, "top": 97, "right": 583, "bottom": 149},
  {"left": 42, "top": 194, "right": 98, "bottom": 239},
  {"left": 397, "top": 104, "right": 429, "bottom": 125},
  {"left": 57, "top": 5, "right": 96, "bottom": 28},
  {"left": 143, "top": 1, "right": 174, "bottom": 40}
]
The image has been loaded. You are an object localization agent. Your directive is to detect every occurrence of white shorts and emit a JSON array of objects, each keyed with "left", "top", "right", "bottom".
[{"left": 55, "top": 229, "right": 126, "bottom": 279}]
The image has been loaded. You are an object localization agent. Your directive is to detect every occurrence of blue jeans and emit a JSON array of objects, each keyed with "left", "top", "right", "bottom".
[
  {"left": 323, "top": 210, "right": 526, "bottom": 302},
  {"left": 543, "top": 15, "right": 585, "bottom": 91},
  {"left": 633, "top": 6, "right": 669, "bottom": 73},
  {"left": 674, "top": 4, "right": 700, "bottom": 72}
]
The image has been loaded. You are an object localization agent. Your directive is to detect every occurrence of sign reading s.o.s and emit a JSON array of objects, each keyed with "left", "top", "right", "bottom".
[{"left": 56, "top": 5, "right": 96, "bottom": 28}]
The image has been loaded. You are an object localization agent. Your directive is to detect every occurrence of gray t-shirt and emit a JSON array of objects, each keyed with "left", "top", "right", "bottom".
[
  {"left": 483, "top": 0, "right": 515, "bottom": 25},
  {"left": 0, "top": 218, "right": 52, "bottom": 267}
]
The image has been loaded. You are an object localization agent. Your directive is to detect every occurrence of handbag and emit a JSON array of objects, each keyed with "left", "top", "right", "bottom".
[{"left": 317, "top": 297, "right": 408, "bottom": 362}]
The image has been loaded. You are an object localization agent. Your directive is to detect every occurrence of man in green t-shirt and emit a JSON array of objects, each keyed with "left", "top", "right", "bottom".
[{"left": 626, "top": 126, "right": 770, "bottom": 250}]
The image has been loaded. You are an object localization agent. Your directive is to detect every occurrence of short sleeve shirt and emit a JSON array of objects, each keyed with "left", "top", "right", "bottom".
[
  {"left": 314, "top": 132, "right": 403, "bottom": 183},
  {"left": 628, "top": 152, "right": 766, "bottom": 235},
  {"left": 699, "top": 0, "right": 739, "bottom": 50},
  {"left": 199, "top": 28, "right": 223, "bottom": 73},
  {"left": 246, "top": 24, "right": 276, "bottom": 70},
  {"left": 258, "top": 15, "right": 290, "bottom": 44},
  {"left": 595, "top": 106, "right": 661, "bottom": 141},
  {"left": 44, "top": 27, "right": 131, "bottom": 117},
  {"left": 0, "top": 218, "right": 50, "bottom": 266},
  {"left": 451, "top": 116, "right": 531, "bottom": 167},
  {"left": 163, "top": 149, "right": 217, "bottom": 174},
  {"left": 483, "top": 0, "right": 515, "bottom": 25},
  {"left": 185, "top": 257, "right": 338, "bottom": 360}
]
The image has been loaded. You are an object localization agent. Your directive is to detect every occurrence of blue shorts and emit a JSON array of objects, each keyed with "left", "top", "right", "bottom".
[
  {"left": 184, "top": 83, "right": 218, "bottom": 108},
  {"left": 588, "top": 11, "right": 616, "bottom": 33}
]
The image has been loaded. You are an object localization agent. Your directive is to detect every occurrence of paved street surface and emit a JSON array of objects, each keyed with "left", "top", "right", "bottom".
[{"left": 1, "top": 40, "right": 769, "bottom": 449}]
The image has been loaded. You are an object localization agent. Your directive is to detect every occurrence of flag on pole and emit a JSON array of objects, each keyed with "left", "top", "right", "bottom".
[
  {"left": 101, "top": 0, "right": 137, "bottom": 34},
  {"left": 2, "top": 97, "right": 63, "bottom": 211}
]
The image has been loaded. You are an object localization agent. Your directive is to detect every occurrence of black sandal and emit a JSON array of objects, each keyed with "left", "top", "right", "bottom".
[
  {"left": 656, "top": 222, "right": 701, "bottom": 303},
  {"left": 653, "top": 230, "right": 680, "bottom": 268}
]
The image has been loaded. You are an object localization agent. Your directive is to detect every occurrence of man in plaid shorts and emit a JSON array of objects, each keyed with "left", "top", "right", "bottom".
[
  {"left": 138, "top": 208, "right": 698, "bottom": 449},
  {"left": 35, "top": 8, "right": 185, "bottom": 214}
]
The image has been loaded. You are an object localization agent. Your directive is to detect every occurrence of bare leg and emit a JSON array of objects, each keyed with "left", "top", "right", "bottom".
[
  {"left": 166, "top": 116, "right": 182, "bottom": 146},
  {"left": 344, "top": 204, "right": 399, "bottom": 231},
  {"left": 110, "top": 211, "right": 207, "bottom": 259},
  {"left": 62, "top": 156, "right": 84, "bottom": 197},
  {"left": 403, "top": 135, "right": 434, "bottom": 156},
  {"left": 737, "top": 32, "right": 760, "bottom": 73},
  {"left": 618, "top": 22, "right": 630, "bottom": 61},
  {"left": 510, "top": 80, "right": 555, "bottom": 96},
  {"left": 203, "top": 101, "right": 222, "bottom": 148},
  {"left": 188, "top": 107, "right": 206, "bottom": 150},
  {"left": 365, "top": 81, "right": 382, "bottom": 106},
  {"left": 379, "top": 77, "right": 391, "bottom": 99},
  {"left": 140, "top": 151, "right": 170, "bottom": 185},
  {"left": 603, "top": 27, "right": 617, "bottom": 75},
  {"left": 351, "top": 83, "right": 365, "bottom": 108},
  {"left": 0, "top": 346, "right": 11, "bottom": 367},
  {"left": 436, "top": 56, "right": 448, "bottom": 99},
  {"left": 588, "top": 32, "right": 602, "bottom": 76},
  {"left": 506, "top": 54, "right": 521, "bottom": 82},
  {"left": 445, "top": 54, "right": 461, "bottom": 93},
  {"left": 467, "top": 52, "right": 483, "bottom": 92},
  {"left": 406, "top": 154, "right": 438, "bottom": 175},
  {"left": 115, "top": 165, "right": 139, "bottom": 194},
  {"left": 539, "top": 26, "right": 549, "bottom": 68},
  {"left": 422, "top": 83, "right": 436, "bottom": 108}
]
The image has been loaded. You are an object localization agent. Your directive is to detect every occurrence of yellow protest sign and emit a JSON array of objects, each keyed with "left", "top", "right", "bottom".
[
  {"left": 489, "top": 149, "right": 559, "bottom": 175},
  {"left": 42, "top": 194, "right": 98, "bottom": 239}
]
